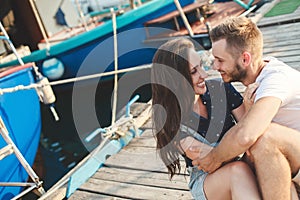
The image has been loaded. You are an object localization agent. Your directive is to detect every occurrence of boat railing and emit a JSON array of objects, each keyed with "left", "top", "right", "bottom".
[
  {"left": 0, "top": 117, "right": 46, "bottom": 200},
  {"left": 234, "top": 0, "right": 255, "bottom": 10},
  {"left": 144, "top": 0, "right": 259, "bottom": 50},
  {"left": 174, "top": 0, "right": 195, "bottom": 37}
]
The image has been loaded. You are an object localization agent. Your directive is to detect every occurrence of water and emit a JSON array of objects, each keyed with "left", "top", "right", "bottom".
[{"left": 34, "top": 69, "right": 152, "bottom": 192}]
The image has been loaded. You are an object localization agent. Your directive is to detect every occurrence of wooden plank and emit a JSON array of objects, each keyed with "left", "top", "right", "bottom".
[
  {"left": 264, "top": 40, "right": 300, "bottom": 49},
  {"left": 144, "top": 1, "right": 206, "bottom": 25},
  {"left": 258, "top": 15, "right": 300, "bottom": 27},
  {"left": 104, "top": 153, "right": 188, "bottom": 176},
  {"left": 104, "top": 130, "right": 187, "bottom": 174},
  {"left": 264, "top": 42, "right": 300, "bottom": 55},
  {"left": 125, "top": 138, "right": 155, "bottom": 148},
  {"left": 270, "top": 56, "right": 300, "bottom": 64},
  {"left": 264, "top": 49, "right": 300, "bottom": 58},
  {"left": 68, "top": 190, "right": 128, "bottom": 200},
  {"left": 92, "top": 167, "right": 190, "bottom": 190},
  {"left": 263, "top": 31, "right": 300, "bottom": 43},
  {"left": 126, "top": 129, "right": 156, "bottom": 147},
  {"left": 286, "top": 63, "right": 300, "bottom": 71},
  {"left": 261, "top": 22, "right": 300, "bottom": 35},
  {"left": 262, "top": 29, "right": 300, "bottom": 40},
  {"left": 104, "top": 145, "right": 168, "bottom": 172},
  {"left": 78, "top": 178, "right": 193, "bottom": 200},
  {"left": 261, "top": 27, "right": 300, "bottom": 40}
]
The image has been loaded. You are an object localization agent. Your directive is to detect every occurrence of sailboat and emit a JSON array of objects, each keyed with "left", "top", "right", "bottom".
[{"left": 0, "top": 0, "right": 194, "bottom": 82}]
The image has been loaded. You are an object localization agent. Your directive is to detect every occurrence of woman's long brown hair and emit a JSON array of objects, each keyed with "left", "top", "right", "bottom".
[{"left": 151, "top": 38, "right": 195, "bottom": 179}]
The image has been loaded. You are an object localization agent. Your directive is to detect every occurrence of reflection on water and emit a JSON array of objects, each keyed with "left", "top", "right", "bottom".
[{"left": 32, "top": 69, "right": 152, "bottom": 194}]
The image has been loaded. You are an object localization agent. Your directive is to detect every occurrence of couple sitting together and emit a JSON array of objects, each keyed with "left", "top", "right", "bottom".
[{"left": 151, "top": 16, "right": 300, "bottom": 200}]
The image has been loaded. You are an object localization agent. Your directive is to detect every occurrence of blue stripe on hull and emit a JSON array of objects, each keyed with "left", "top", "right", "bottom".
[{"left": 0, "top": 67, "right": 41, "bottom": 199}]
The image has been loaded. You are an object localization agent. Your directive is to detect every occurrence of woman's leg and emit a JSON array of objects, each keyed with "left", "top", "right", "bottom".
[{"left": 204, "top": 161, "right": 261, "bottom": 200}]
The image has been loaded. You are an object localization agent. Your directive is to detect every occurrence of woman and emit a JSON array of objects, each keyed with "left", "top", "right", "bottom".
[{"left": 151, "top": 38, "right": 260, "bottom": 200}]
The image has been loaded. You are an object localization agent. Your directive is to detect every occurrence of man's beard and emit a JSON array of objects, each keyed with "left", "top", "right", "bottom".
[{"left": 229, "top": 62, "right": 247, "bottom": 82}]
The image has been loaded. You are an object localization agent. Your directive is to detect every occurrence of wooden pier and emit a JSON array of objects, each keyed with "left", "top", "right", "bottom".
[
  {"left": 39, "top": 2, "right": 300, "bottom": 200},
  {"left": 258, "top": 7, "right": 300, "bottom": 70},
  {"left": 68, "top": 128, "right": 192, "bottom": 199}
]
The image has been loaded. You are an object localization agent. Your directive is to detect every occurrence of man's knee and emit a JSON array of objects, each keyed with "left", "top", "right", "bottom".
[{"left": 249, "top": 124, "right": 279, "bottom": 157}]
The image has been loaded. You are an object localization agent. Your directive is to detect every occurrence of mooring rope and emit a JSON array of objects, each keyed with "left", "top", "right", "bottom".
[{"left": 0, "top": 63, "right": 152, "bottom": 95}]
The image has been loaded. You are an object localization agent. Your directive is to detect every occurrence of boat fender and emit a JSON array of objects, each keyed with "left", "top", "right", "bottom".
[
  {"left": 36, "top": 76, "right": 60, "bottom": 121},
  {"left": 42, "top": 58, "right": 65, "bottom": 80}
]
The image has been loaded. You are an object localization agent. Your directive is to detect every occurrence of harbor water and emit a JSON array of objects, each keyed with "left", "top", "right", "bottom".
[{"left": 33, "top": 68, "right": 152, "bottom": 192}]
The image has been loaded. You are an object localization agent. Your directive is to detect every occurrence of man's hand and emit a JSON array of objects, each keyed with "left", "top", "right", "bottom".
[
  {"left": 243, "top": 82, "right": 259, "bottom": 112},
  {"left": 190, "top": 146, "right": 222, "bottom": 173}
]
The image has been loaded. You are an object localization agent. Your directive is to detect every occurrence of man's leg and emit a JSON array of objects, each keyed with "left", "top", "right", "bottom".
[{"left": 249, "top": 123, "right": 300, "bottom": 200}]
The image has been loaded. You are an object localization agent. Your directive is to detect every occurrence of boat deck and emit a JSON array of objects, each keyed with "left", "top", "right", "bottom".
[
  {"left": 39, "top": 3, "right": 300, "bottom": 200},
  {"left": 144, "top": 0, "right": 261, "bottom": 39}
]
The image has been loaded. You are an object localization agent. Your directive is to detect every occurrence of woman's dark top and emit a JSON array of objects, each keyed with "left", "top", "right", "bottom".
[{"left": 182, "top": 79, "right": 243, "bottom": 167}]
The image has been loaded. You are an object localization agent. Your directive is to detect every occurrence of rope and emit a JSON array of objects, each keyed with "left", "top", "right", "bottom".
[
  {"left": 111, "top": 8, "right": 118, "bottom": 126},
  {"left": 0, "top": 64, "right": 152, "bottom": 95}
]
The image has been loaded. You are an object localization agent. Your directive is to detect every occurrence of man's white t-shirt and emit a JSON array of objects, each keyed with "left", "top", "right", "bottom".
[{"left": 255, "top": 57, "right": 300, "bottom": 131}]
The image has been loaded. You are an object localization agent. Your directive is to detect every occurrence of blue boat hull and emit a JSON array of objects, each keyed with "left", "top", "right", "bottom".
[
  {"left": 0, "top": 0, "right": 194, "bottom": 82},
  {"left": 43, "top": 0, "right": 194, "bottom": 81},
  {"left": 0, "top": 64, "right": 41, "bottom": 199}
]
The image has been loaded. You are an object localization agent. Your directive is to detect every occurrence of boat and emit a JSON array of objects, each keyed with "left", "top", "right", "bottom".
[
  {"left": 143, "top": 0, "right": 265, "bottom": 49},
  {"left": 0, "top": 63, "right": 43, "bottom": 199},
  {"left": 0, "top": 22, "right": 59, "bottom": 199},
  {"left": 0, "top": 0, "right": 196, "bottom": 194},
  {"left": 0, "top": 0, "right": 194, "bottom": 82},
  {"left": 87, "top": 0, "right": 142, "bottom": 13}
]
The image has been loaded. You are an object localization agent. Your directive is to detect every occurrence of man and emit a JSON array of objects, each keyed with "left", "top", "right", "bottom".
[{"left": 192, "top": 16, "right": 300, "bottom": 200}]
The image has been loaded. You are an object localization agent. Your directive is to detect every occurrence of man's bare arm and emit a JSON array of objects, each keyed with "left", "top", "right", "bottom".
[{"left": 192, "top": 96, "right": 282, "bottom": 172}]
